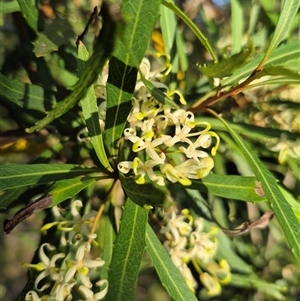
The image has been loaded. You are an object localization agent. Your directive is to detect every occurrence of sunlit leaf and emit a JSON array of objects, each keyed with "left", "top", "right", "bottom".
[
  {"left": 189, "top": 174, "right": 267, "bottom": 202},
  {"left": 105, "top": 198, "right": 148, "bottom": 301},
  {"left": 146, "top": 224, "right": 199, "bottom": 301},
  {"left": 0, "top": 164, "right": 100, "bottom": 190},
  {"left": 105, "top": 0, "right": 160, "bottom": 158},
  {"left": 257, "top": 0, "right": 300, "bottom": 69},
  {"left": 198, "top": 41, "right": 254, "bottom": 78},
  {"left": 17, "top": 0, "right": 38, "bottom": 31},
  {"left": 231, "top": 0, "right": 244, "bottom": 54},
  {"left": 77, "top": 42, "right": 113, "bottom": 172},
  {"left": 210, "top": 110, "right": 300, "bottom": 265},
  {"left": 0, "top": 73, "right": 55, "bottom": 113},
  {"left": 49, "top": 177, "right": 97, "bottom": 206}
]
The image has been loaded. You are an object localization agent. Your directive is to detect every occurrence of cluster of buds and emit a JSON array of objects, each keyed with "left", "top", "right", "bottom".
[
  {"left": 24, "top": 200, "right": 108, "bottom": 301},
  {"left": 161, "top": 209, "right": 231, "bottom": 297}
]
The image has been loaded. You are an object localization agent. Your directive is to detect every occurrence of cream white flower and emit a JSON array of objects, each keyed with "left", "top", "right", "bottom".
[
  {"left": 25, "top": 291, "right": 42, "bottom": 301},
  {"left": 64, "top": 242, "right": 105, "bottom": 288},
  {"left": 78, "top": 280, "right": 109, "bottom": 301},
  {"left": 23, "top": 243, "right": 65, "bottom": 291}
]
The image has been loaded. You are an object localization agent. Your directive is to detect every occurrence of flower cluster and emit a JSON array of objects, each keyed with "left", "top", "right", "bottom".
[
  {"left": 161, "top": 209, "right": 231, "bottom": 297},
  {"left": 116, "top": 58, "right": 219, "bottom": 186},
  {"left": 24, "top": 200, "right": 108, "bottom": 301}
]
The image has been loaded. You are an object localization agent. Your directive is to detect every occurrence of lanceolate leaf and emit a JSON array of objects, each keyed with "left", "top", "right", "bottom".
[
  {"left": 146, "top": 224, "right": 198, "bottom": 301},
  {"left": 99, "top": 206, "right": 116, "bottom": 281},
  {"left": 0, "top": 73, "right": 54, "bottom": 113},
  {"left": 198, "top": 42, "right": 254, "bottom": 78},
  {"left": 211, "top": 111, "right": 300, "bottom": 265},
  {"left": 231, "top": 0, "right": 244, "bottom": 55},
  {"left": 141, "top": 77, "right": 179, "bottom": 109},
  {"left": 222, "top": 40, "right": 300, "bottom": 86},
  {"left": 105, "top": 198, "right": 148, "bottom": 301},
  {"left": 17, "top": 0, "right": 38, "bottom": 31},
  {"left": 105, "top": 0, "right": 160, "bottom": 158},
  {"left": 162, "top": 0, "right": 218, "bottom": 62},
  {"left": 257, "top": 0, "right": 300, "bottom": 69},
  {"left": 26, "top": 4, "right": 118, "bottom": 133},
  {"left": 77, "top": 42, "right": 113, "bottom": 172},
  {"left": 49, "top": 177, "right": 97, "bottom": 206},
  {"left": 189, "top": 174, "right": 267, "bottom": 202},
  {"left": 0, "top": 164, "right": 101, "bottom": 190}
]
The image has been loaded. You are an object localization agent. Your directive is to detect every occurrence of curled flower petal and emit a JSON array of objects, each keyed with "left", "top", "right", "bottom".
[
  {"left": 200, "top": 272, "right": 222, "bottom": 297},
  {"left": 25, "top": 291, "right": 42, "bottom": 301},
  {"left": 118, "top": 161, "right": 133, "bottom": 174},
  {"left": 207, "top": 259, "right": 231, "bottom": 284}
]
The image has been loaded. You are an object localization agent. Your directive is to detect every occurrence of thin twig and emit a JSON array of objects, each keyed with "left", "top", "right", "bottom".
[{"left": 4, "top": 195, "right": 53, "bottom": 234}]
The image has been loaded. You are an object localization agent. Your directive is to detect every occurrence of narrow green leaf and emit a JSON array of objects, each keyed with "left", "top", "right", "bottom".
[
  {"left": 160, "top": 4, "right": 180, "bottom": 73},
  {"left": 26, "top": 4, "right": 117, "bottom": 133},
  {"left": 141, "top": 76, "right": 179, "bottom": 109},
  {"left": 258, "top": 0, "right": 300, "bottom": 68},
  {"left": 105, "top": 0, "right": 160, "bottom": 158},
  {"left": 99, "top": 206, "right": 116, "bottom": 281},
  {"left": 113, "top": 0, "right": 161, "bottom": 68},
  {"left": 189, "top": 174, "right": 267, "bottom": 203},
  {"left": 160, "top": 4, "right": 176, "bottom": 53},
  {"left": 119, "top": 173, "right": 166, "bottom": 207},
  {"left": 0, "top": 73, "right": 54, "bottom": 112},
  {"left": 222, "top": 40, "right": 300, "bottom": 86},
  {"left": 77, "top": 42, "right": 113, "bottom": 172},
  {"left": 49, "top": 177, "right": 97, "bottom": 206},
  {"left": 105, "top": 198, "right": 148, "bottom": 301},
  {"left": 260, "top": 66, "right": 300, "bottom": 79},
  {"left": 105, "top": 58, "right": 137, "bottom": 159},
  {"left": 146, "top": 224, "right": 199, "bottom": 301},
  {"left": 198, "top": 42, "right": 254, "bottom": 78},
  {"left": 231, "top": 0, "right": 244, "bottom": 55},
  {"left": 162, "top": 0, "right": 218, "bottom": 63},
  {"left": 175, "top": 28, "right": 189, "bottom": 72},
  {"left": 211, "top": 111, "right": 300, "bottom": 265},
  {"left": 248, "top": 1, "right": 261, "bottom": 35},
  {"left": 17, "top": 0, "right": 38, "bottom": 31},
  {"left": 0, "top": 164, "right": 100, "bottom": 190}
]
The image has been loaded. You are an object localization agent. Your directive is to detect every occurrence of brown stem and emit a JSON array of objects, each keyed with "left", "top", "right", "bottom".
[{"left": 4, "top": 195, "right": 53, "bottom": 234}]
